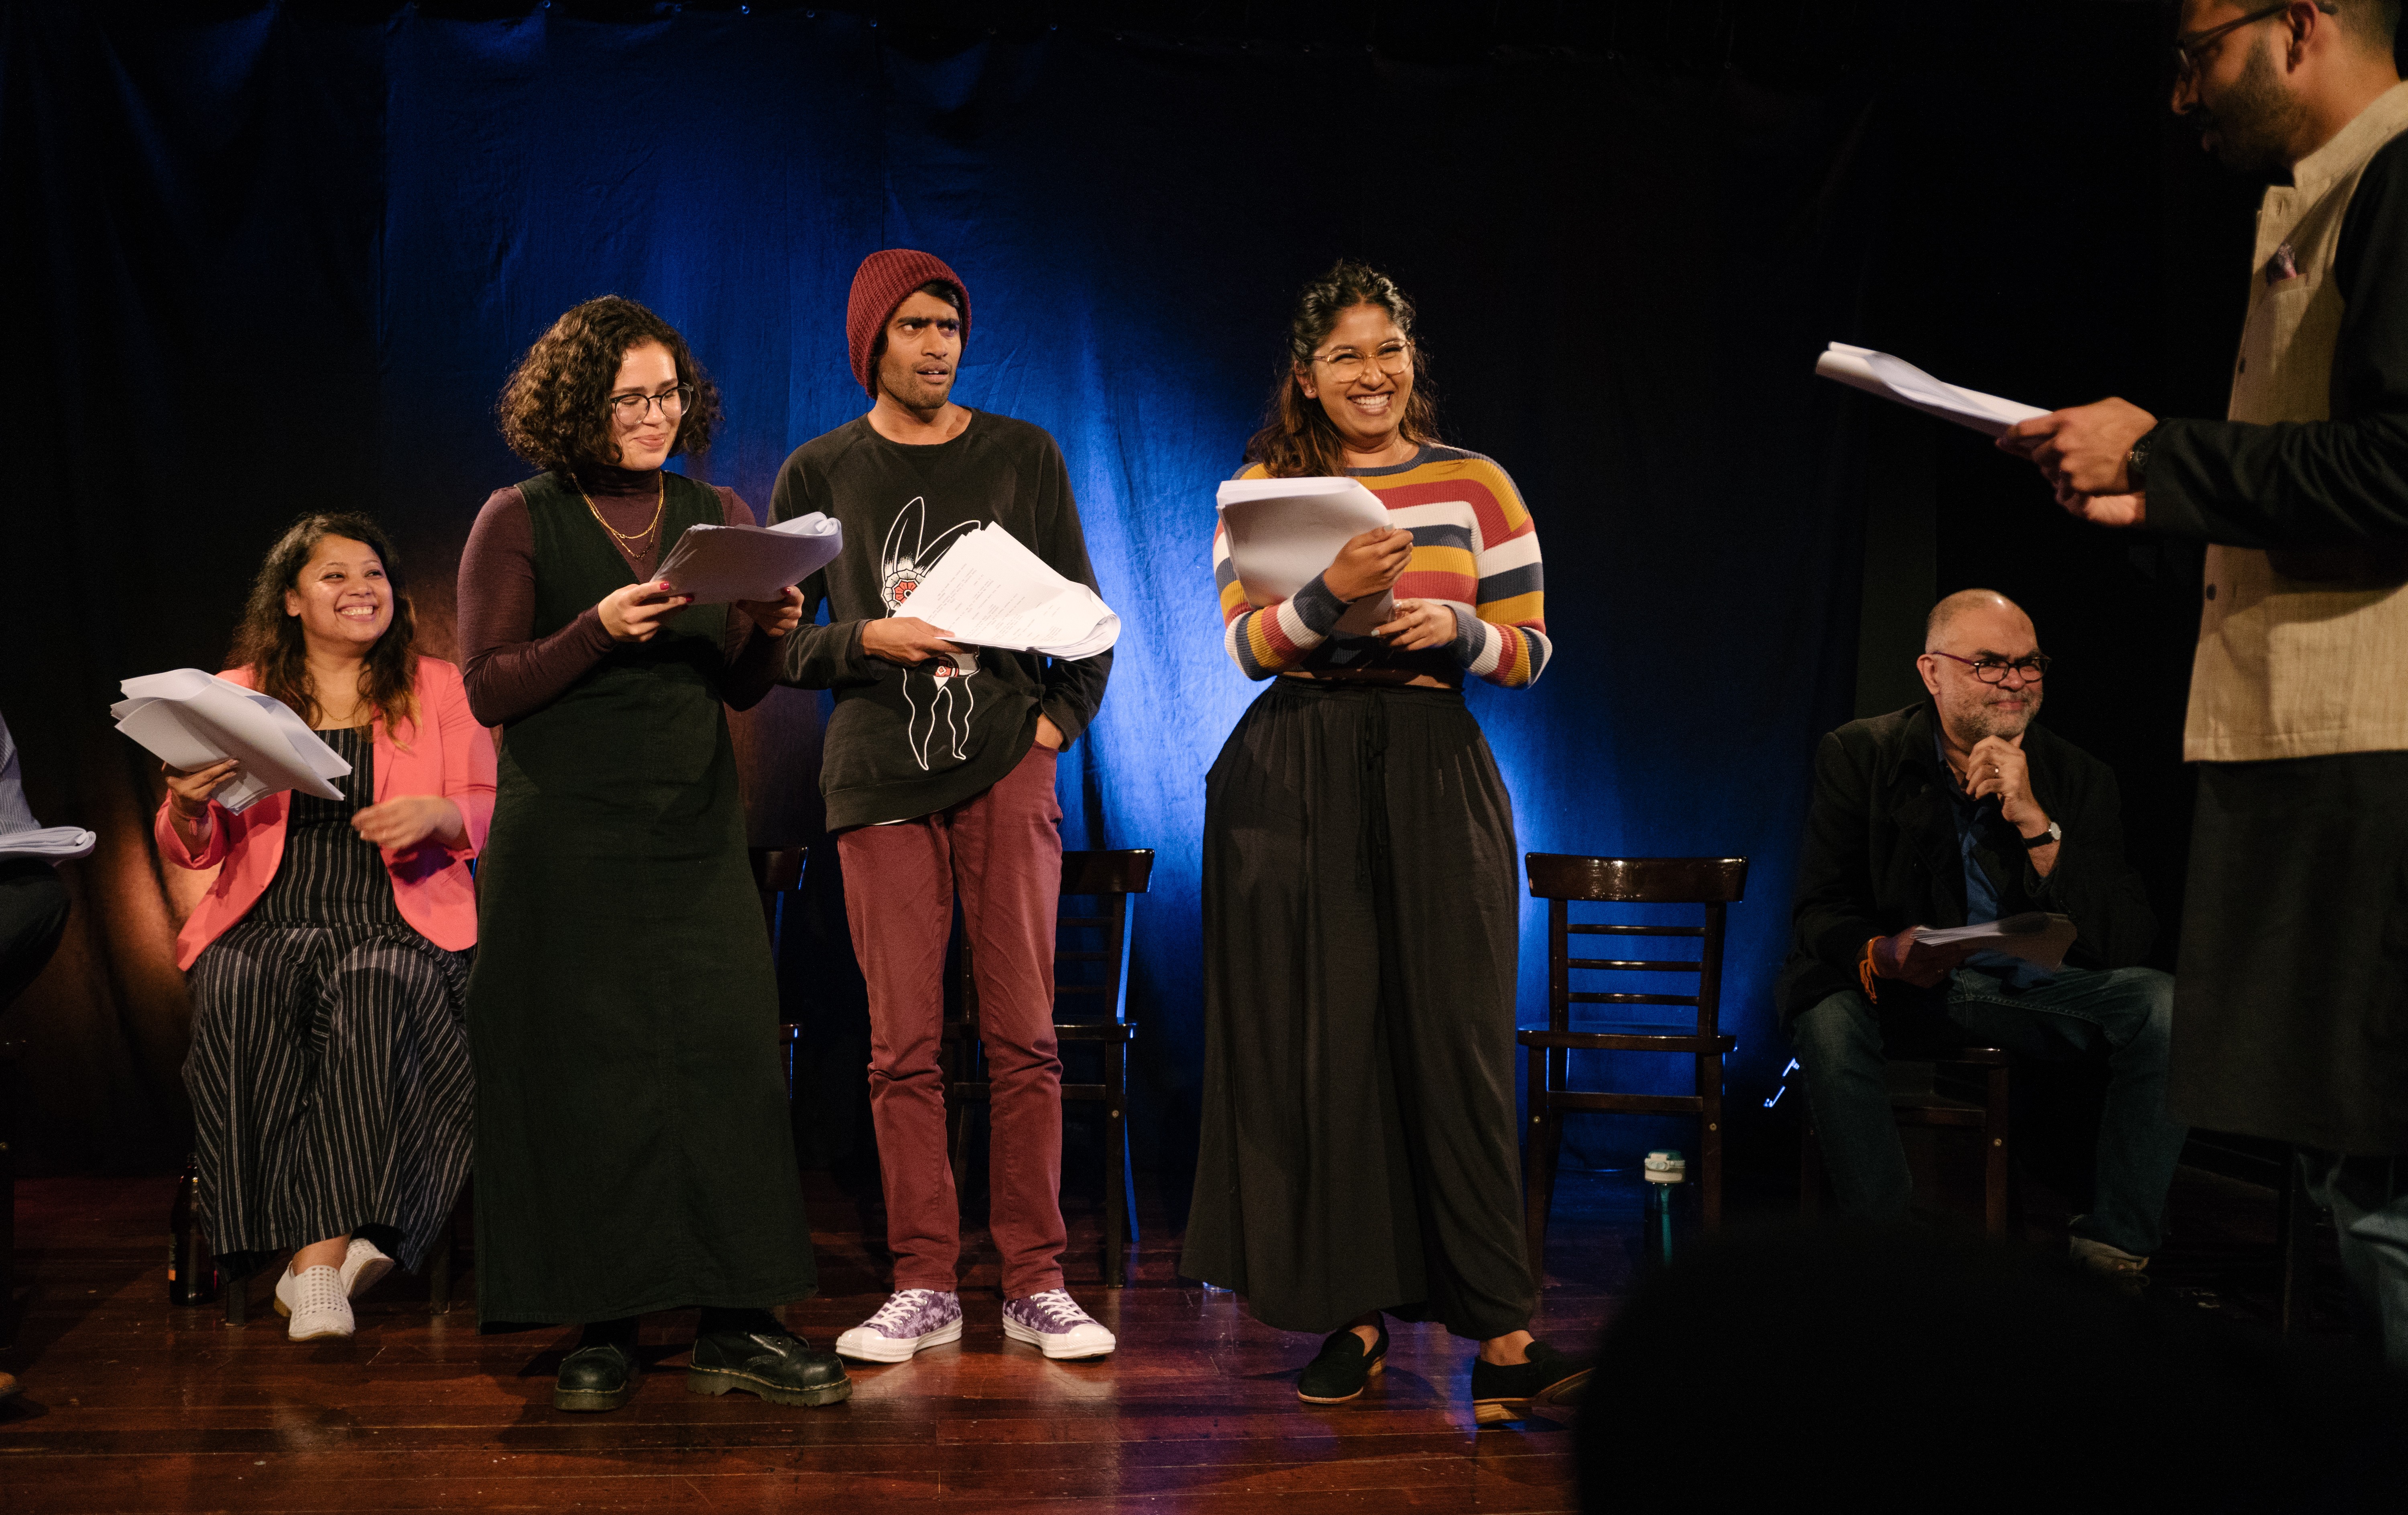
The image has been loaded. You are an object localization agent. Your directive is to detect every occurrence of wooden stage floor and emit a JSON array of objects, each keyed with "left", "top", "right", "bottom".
[{"left": 0, "top": 1171, "right": 1626, "bottom": 1514}]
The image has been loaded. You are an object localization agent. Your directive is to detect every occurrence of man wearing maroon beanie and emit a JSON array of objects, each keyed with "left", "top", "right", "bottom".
[{"left": 771, "top": 250, "right": 1116, "bottom": 1365}]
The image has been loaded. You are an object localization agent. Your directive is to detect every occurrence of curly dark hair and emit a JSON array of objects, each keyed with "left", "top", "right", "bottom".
[
  {"left": 496, "top": 295, "right": 723, "bottom": 476},
  {"left": 230, "top": 512, "right": 421, "bottom": 734},
  {"left": 1243, "top": 260, "right": 1441, "bottom": 479}
]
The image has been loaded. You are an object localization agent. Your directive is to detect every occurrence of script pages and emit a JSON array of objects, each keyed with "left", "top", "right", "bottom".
[
  {"left": 1908, "top": 912, "right": 2079, "bottom": 974},
  {"left": 653, "top": 512, "right": 845, "bottom": 604},
  {"left": 1213, "top": 476, "right": 1396, "bottom": 636},
  {"left": 896, "top": 523, "right": 1119, "bottom": 660},
  {"left": 1814, "top": 342, "right": 2048, "bottom": 437},
  {"left": 0, "top": 826, "right": 94, "bottom": 861},
  {"left": 112, "top": 670, "right": 352, "bottom": 814}
]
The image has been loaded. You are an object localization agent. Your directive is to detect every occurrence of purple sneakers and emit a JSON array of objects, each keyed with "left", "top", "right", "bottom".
[
  {"left": 1001, "top": 1289, "right": 1117, "bottom": 1360},
  {"left": 835, "top": 1289, "right": 964, "bottom": 1363}
]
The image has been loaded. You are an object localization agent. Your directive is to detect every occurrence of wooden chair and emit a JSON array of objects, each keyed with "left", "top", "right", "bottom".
[
  {"left": 1521, "top": 854, "right": 1748, "bottom": 1281},
  {"left": 1796, "top": 1045, "right": 2014, "bottom": 1238},
  {"left": 748, "top": 846, "right": 809, "bottom": 1098},
  {"left": 944, "top": 848, "right": 1153, "bottom": 1287}
]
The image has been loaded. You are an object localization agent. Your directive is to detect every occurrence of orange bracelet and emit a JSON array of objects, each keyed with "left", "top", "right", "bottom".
[{"left": 1857, "top": 936, "right": 1884, "bottom": 1003}]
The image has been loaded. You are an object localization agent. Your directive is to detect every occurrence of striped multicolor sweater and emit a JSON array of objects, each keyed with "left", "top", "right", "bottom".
[{"left": 1214, "top": 445, "right": 1551, "bottom": 687}]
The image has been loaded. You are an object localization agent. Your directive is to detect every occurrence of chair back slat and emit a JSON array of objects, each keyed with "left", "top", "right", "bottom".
[
  {"left": 1062, "top": 848, "right": 1154, "bottom": 896},
  {"left": 1568, "top": 923, "right": 1705, "bottom": 937},
  {"left": 1526, "top": 853, "right": 1748, "bottom": 903},
  {"left": 1570, "top": 992, "right": 1702, "bottom": 1007}
]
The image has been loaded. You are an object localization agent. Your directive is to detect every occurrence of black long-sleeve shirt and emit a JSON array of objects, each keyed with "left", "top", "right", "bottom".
[
  {"left": 769, "top": 412, "right": 1111, "bottom": 830},
  {"left": 2150, "top": 134, "right": 2408, "bottom": 551}
]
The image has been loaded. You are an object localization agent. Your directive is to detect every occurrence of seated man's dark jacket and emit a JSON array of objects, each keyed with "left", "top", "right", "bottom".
[{"left": 1778, "top": 702, "right": 2156, "bottom": 1022}]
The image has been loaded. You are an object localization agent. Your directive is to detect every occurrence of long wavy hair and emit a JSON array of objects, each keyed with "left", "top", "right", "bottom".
[
  {"left": 496, "top": 295, "right": 723, "bottom": 477},
  {"left": 1243, "top": 260, "right": 1442, "bottom": 478},
  {"left": 230, "top": 512, "right": 419, "bottom": 733}
]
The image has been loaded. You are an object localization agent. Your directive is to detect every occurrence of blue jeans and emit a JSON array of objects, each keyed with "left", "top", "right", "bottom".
[
  {"left": 1791, "top": 966, "right": 2187, "bottom": 1255},
  {"left": 2298, "top": 1149, "right": 2408, "bottom": 1369}
]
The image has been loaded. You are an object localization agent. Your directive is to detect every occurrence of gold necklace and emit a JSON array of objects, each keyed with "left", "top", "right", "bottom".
[{"left": 578, "top": 472, "right": 664, "bottom": 547}]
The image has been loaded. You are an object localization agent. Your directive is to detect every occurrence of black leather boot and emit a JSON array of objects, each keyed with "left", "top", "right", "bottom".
[
  {"left": 554, "top": 1338, "right": 641, "bottom": 1412},
  {"left": 688, "top": 1321, "right": 852, "bottom": 1408}
]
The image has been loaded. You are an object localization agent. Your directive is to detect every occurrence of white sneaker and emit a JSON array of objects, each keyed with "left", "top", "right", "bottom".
[
  {"left": 835, "top": 1289, "right": 964, "bottom": 1363},
  {"left": 1001, "top": 1289, "right": 1116, "bottom": 1360},
  {"left": 273, "top": 1264, "right": 355, "bottom": 1340},
  {"left": 340, "top": 1237, "right": 394, "bottom": 1301}
]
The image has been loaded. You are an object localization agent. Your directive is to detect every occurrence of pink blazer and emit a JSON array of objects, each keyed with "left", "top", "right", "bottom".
[{"left": 156, "top": 657, "right": 497, "bottom": 970}]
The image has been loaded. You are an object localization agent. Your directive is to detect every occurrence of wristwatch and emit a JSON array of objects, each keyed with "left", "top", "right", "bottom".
[
  {"left": 2125, "top": 426, "right": 2155, "bottom": 492},
  {"left": 2017, "top": 820, "right": 2062, "bottom": 850}
]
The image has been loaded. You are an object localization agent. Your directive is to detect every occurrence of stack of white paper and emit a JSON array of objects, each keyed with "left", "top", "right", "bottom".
[
  {"left": 1214, "top": 476, "right": 1399, "bottom": 635},
  {"left": 653, "top": 512, "right": 845, "bottom": 604},
  {"left": 898, "top": 524, "right": 1118, "bottom": 661},
  {"left": 1911, "top": 911, "right": 2079, "bottom": 973},
  {"left": 0, "top": 826, "right": 95, "bottom": 861},
  {"left": 1815, "top": 342, "right": 2048, "bottom": 437},
  {"left": 112, "top": 669, "right": 352, "bottom": 814}
]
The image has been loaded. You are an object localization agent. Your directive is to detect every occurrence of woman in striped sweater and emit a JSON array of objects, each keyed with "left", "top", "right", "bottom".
[
  {"left": 1182, "top": 262, "right": 1585, "bottom": 1425},
  {"left": 158, "top": 514, "right": 493, "bottom": 1343}
]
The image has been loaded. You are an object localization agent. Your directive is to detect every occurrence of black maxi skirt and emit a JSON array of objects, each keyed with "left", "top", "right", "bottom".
[{"left": 1180, "top": 678, "right": 1535, "bottom": 1340}]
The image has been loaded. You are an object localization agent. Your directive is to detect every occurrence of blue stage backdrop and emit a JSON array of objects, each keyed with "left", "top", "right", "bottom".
[{"left": 6, "top": 5, "right": 1884, "bottom": 1177}]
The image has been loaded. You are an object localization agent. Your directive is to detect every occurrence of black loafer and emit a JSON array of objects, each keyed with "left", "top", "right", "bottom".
[
  {"left": 1468, "top": 1340, "right": 1590, "bottom": 1426},
  {"left": 1297, "top": 1323, "right": 1389, "bottom": 1405},
  {"left": 687, "top": 1328, "right": 853, "bottom": 1407},
  {"left": 554, "top": 1340, "right": 641, "bottom": 1413}
]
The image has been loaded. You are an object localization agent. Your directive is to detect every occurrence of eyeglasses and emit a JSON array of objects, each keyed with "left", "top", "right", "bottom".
[
  {"left": 1928, "top": 650, "right": 2052, "bottom": 684},
  {"left": 2172, "top": 3, "right": 2330, "bottom": 82},
  {"left": 1310, "top": 341, "right": 1412, "bottom": 382},
  {"left": 606, "top": 384, "right": 693, "bottom": 421}
]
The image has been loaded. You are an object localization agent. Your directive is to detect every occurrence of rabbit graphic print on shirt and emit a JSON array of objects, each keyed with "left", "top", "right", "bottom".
[{"left": 881, "top": 496, "right": 984, "bottom": 771}]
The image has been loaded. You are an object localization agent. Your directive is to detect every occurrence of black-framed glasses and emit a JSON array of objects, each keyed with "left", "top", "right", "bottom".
[
  {"left": 606, "top": 384, "right": 693, "bottom": 420},
  {"left": 2173, "top": 3, "right": 2330, "bottom": 81},
  {"left": 1929, "top": 650, "right": 2052, "bottom": 684},
  {"left": 1310, "top": 341, "right": 1413, "bottom": 382}
]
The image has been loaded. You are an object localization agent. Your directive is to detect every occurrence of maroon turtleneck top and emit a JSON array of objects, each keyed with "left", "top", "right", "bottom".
[{"left": 456, "top": 464, "right": 782, "bottom": 727}]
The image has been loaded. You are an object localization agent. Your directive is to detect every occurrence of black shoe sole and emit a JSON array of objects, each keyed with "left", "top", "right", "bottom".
[
  {"left": 1298, "top": 1355, "right": 1385, "bottom": 1405},
  {"left": 686, "top": 1366, "right": 854, "bottom": 1407},
  {"left": 553, "top": 1376, "right": 641, "bottom": 1413},
  {"left": 1471, "top": 1367, "right": 1590, "bottom": 1426}
]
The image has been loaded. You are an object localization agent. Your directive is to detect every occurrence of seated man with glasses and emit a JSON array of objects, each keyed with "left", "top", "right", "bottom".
[{"left": 1780, "top": 589, "right": 2186, "bottom": 1283}]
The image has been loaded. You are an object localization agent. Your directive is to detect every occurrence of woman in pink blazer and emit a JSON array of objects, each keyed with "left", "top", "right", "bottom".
[{"left": 157, "top": 512, "right": 494, "bottom": 1343}]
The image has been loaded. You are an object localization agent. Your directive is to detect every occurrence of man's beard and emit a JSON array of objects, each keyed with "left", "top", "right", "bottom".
[
  {"left": 2198, "top": 43, "right": 2307, "bottom": 181},
  {"left": 1943, "top": 687, "right": 2041, "bottom": 746},
  {"left": 880, "top": 362, "right": 954, "bottom": 410}
]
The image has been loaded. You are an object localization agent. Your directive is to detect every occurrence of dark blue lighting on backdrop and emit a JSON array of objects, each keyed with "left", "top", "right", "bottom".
[{"left": 19, "top": 3, "right": 1881, "bottom": 1171}]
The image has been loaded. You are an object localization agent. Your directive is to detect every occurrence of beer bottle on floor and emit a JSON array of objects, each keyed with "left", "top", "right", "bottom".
[
  {"left": 1642, "top": 1149, "right": 1686, "bottom": 1269},
  {"left": 168, "top": 1158, "right": 218, "bottom": 1305}
]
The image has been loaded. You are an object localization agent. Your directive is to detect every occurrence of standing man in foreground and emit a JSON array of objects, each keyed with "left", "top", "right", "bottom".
[
  {"left": 772, "top": 251, "right": 1117, "bottom": 1365},
  {"left": 1783, "top": 592, "right": 2184, "bottom": 1282},
  {"left": 2002, "top": 0, "right": 2408, "bottom": 1361}
]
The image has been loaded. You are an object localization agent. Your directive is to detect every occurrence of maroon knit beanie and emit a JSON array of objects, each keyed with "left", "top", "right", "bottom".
[{"left": 847, "top": 249, "right": 972, "bottom": 395}]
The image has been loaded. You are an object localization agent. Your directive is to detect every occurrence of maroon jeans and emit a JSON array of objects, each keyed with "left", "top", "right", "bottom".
[{"left": 837, "top": 744, "right": 1066, "bottom": 1299}]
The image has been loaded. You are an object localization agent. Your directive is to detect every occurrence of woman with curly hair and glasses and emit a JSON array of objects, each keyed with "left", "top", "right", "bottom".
[
  {"left": 457, "top": 295, "right": 846, "bottom": 1413},
  {"left": 159, "top": 512, "right": 493, "bottom": 1343},
  {"left": 1181, "top": 262, "right": 1586, "bottom": 1425}
]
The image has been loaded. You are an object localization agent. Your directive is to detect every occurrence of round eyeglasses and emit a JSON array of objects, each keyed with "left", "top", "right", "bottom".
[
  {"left": 607, "top": 384, "right": 694, "bottom": 421},
  {"left": 1309, "top": 342, "right": 1413, "bottom": 383}
]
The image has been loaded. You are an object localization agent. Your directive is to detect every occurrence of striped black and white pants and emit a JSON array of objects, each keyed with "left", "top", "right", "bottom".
[{"left": 183, "top": 922, "right": 473, "bottom": 1271}]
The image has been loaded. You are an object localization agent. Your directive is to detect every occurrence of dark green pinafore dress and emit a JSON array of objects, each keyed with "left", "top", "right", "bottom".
[{"left": 467, "top": 470, "right": 815, "bottom": 1324}]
